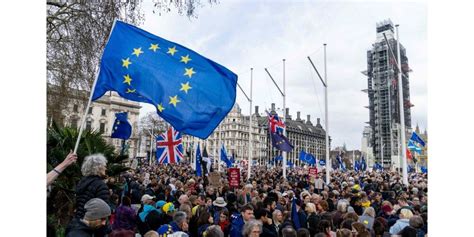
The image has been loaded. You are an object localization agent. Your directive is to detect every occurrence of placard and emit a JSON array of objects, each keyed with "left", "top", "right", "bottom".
[
  {"left": 208, "top": 172, "right": 222, "bottom": 187},
  {"left": 228, "top": 168, "right": 240, "bottom": 188}
]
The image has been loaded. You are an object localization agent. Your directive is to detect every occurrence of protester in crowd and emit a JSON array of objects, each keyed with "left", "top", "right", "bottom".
[
  {"left": 305, "top": 202, "right": 319, "bottom": 236},
  {"left": 217, "top": 209, "right": 231, "bottom": 236},
  {"left": 47, "top": 151, "right": 78, "bottom": 186},
  {"left": 318, "top": 219, "right": 336, "bottom": 237},
  {"left": 335, "top": 228, "right": 352, "bottom": 237},
  {"left": 255, "top": 208, "right": 277, "bottom": 237},
  {"left": 66, "top": 198, "right": 111, "bottom": 237},
  {"left": 389, "top": 209, "right": 414, "bottom": 235},
  {"left": 73, "top": 154, "right": 110, "bottom": 219},
  {"left": 333, "top": 199, "right": 349, "bottom": 229},
  {"left": 351, "top": 222, "right": 370, "bottom": 237},
  {"left": 281, "top": 226, "right": 297, "bottom": 237},
  {"left": 272, "top": 209, "right": 283, "bottom": 234},
  {"left": 358, "top": 207, "right": 375, "bottom": 231},
  {"left": 230, "top": 204, "right": 254, "bottom": 237},
  {"left": 203, "top": 225, "right": 225, "bottom": 237},
  {"left": 111, "top": 196, "right": 136, "bottom": 233},
  {"left": 242, "top": 219, "right": 262, "bottom": 237},
  {"left": 212, "top": 197, "right": 229, "bottom": 224},
  {"left": 197, "top": 211, "right": 214, "bottom": 237},
  {"left": 296, "top": 228, "right": 311, "bottom": 237},
  {"left": 398, "top": 215, "right": 426, "bottom": 237}
]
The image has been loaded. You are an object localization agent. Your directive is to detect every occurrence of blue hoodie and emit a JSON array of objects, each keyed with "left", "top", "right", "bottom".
[
  {"left": 139, "top": 204, "right": 159, "bottom": 222},
  {"left": 230, "top": 213, "right": 244, "bottom": 237}
]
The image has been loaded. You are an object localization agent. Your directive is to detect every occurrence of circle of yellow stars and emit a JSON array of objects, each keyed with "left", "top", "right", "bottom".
[{"left": 120, "top": 44, "right": 197, "bottom": 113}]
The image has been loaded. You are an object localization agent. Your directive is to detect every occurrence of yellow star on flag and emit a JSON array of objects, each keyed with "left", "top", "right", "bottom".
[
  {"left": 180, "top": 82, "right": 192, "bottom": 94},
  {"left": 169, "top": 95, "right": 180, "bottom": 107},
  {"left": 123, "top": 74, "right": 132, "bottom": 85},
  {"left": 167, "top": 46, "right": 178, "bottom": 56},
  {"left": 180, "top": 55, "right": 191, "bottom": 64},
  {"left": 184, "top": 67, "right": 196, "bottom": 78},
  {"left": 126, "top": 88, "right": 136, "bottom": 93},
  {"left": 122, "top": 58, "right": 132, "bottom": 68},
  {"left": 157, "top": 103, "right": 165, "bottom": 112},
  {"left": 149, "top": 43, "right": 160, "bottom": 52},
  {"left": 116, "top": 121, "right": 120, "bottom": 125},
  {"left": 132, "top": 47, "right": 143, "bottom": 57}
]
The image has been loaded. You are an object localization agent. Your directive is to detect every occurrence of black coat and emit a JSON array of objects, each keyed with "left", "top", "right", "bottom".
[
  {"left": 307, "top": 213, "right": 320, "bottom": 237},
  {"left": 261, "top": 223, "right": 278, "bottom": 237},
  {"left": 74, "top": 175, "right": 110, "bottom": 219},
  {"left": 66, "top": 218, "right": 110, "bottom": 237}
]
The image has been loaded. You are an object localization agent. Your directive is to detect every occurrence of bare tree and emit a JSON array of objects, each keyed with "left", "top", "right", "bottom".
[{"left": 46, "top": 0, "right": 217, "bottom": 126}]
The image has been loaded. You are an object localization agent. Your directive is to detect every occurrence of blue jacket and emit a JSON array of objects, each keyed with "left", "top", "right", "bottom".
[{"left": 230, "top": 213, "right": 244, "bottom": 237}]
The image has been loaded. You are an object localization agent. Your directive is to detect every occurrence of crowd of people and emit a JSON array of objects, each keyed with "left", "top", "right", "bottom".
[{"left": 52, "top": 153, "right": 428, "bottom": 237}]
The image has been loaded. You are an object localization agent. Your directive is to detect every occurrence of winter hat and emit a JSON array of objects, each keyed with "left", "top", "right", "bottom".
[
  {"left": 381, "top": 204, "right": 393, "bottom": 213},
  {"left": 156, "top": 200, "right": 167, "bottom": 210},
  {"left": 157, "top": 224, "right": 174, "bottom": 237},
  {"left": 84, "top": 198, "right": 111, "bottom": 220},
  {"left": 163, "top": 202, "right": 175, "bottom": 214}
]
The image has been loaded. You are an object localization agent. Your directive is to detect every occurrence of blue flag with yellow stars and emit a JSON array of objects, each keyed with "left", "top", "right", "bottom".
[
  {"left": 271, "top": 132, "right": 294, "bottom": 152},
  {"left": 111, "top": 112, "right": 132, "bottom": 140},
  {"left": 92, "top": 20, "right": 238, "bottom": 139}
]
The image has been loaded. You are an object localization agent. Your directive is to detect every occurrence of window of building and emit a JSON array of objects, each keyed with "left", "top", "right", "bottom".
[
  {"left": 86, "top": 120, "right": 92, "bottom": 131},
  {"left": 99, "top": 122, "right": 105, "bottom": 133},
  {"left": 101, "top": 108, "right": 106, "bottom": 116},
  {"left": 71, "top": 118, "right": 78, "bottom": 129},
  {"left": 88, "top": 107, "right": 93, "bottom": 114},
  {"left": 73, "top": 104, "right": 78, "bottom": 112}
]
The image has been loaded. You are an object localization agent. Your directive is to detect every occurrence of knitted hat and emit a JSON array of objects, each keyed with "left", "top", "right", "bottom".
[
  {"left": 163, "top": 202, "right": 175, "bottom": 214},
  {"left": 157, "top": 224, "right": 174, "bottom": 237},
  {"left": 84, "top": 198, "right": 111, "bottom": 220}
]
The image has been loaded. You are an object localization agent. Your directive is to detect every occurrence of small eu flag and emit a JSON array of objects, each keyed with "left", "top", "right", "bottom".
[
  {"left": 291, "top": 198, "right": 301, "bottom": 229},
  {"left": 111, "top": 112, "right": 132, "bottom": 140},
  {"left": 271, "top": 132, "right": 294, "bottom": 152},
  {"left": 196, "top": 144, "right": 202, "bottom": 177},
  {"left": 220, "top": 145, "right": 232, "bottom": 168},
  {"left": 299, "top": 150, "right": 316, "bottom": 165},
  {"left": 92, "top": 20, "right": 238, "bottom": 139}
]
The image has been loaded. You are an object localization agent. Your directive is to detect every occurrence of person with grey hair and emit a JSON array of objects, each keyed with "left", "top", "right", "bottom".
[
  {"left": 242, "top": 219, "right": 262, "bottom": 237},
  {"left": 172, "top": 211, "right": 189, "bottom": 232},
  {"left": 73, "top": 153, "right": 110, "bottom": 220},
  {"left": 203, "top": 225, "right": 224, "bottom": 237},
  {"left": 333, "top": 199, "right": 350, "bottom": 229}
]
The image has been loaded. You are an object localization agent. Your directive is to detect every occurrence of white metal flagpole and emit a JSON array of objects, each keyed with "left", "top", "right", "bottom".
[
  {"left": 324, "top": 44, "right": 330, "bottom": 185},
  {"left": 218, "top": 125, "right": 222, "bottom": 172},
  {"left": 73, "top": 20, "right": 117, "bottom": 154},
  {"left": 282, "top": 59, "right": 287, "bottom": 180},
  {"left": 396, "top": 24, "right": 409, "bottom": 186},
  {"left": 247, "top": 68, "right": 253, "bottom": 180}
]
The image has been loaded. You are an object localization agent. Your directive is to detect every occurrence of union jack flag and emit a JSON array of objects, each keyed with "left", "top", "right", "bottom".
[
  {"left": 268, "top": 112, "right": 285, "bottom": 134},
  {"left": 156, "top": 127, "right": 184, "bottom": 164}
]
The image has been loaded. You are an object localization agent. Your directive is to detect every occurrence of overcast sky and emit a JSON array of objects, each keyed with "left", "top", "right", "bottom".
[{"left": 138, "top": 0, "right": 427, "bottom": 150}]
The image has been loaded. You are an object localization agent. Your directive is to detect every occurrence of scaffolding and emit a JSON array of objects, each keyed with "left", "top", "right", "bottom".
[{"left": 365, "top": 20, "right": 412, "bottom": 169}]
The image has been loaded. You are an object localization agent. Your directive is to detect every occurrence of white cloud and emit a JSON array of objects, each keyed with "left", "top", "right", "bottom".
[{"left": 139, "top": 0, "right": 427, "bottom": 150}]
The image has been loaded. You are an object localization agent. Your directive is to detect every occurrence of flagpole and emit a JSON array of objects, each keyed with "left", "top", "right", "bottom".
[
  {"left": 282, "top": 59, "right": 287, "bottom": 180},
  {"left": 73, "top": 20, "right": 117, "bottom": 154},
  {"left": 396, "top": 25, "right": 409, "bottom": 186},
  {"left": 323, "top": 44, "right": 330, "bottom": 184},
  {"left": 247, "top": 68, "right": 253, "bottom": 180},
  {"left": 218, "top": 125, "right": 222, "bottom": 172}
]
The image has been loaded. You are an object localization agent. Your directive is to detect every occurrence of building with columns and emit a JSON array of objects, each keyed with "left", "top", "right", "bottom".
[{"left": 58, "top": 90, "right": 141, "bottom": 159}]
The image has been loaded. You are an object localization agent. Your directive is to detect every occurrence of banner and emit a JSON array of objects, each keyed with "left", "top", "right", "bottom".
[
  {"left": 208, "top": 172, "right": 222, "bottom": 187},
  {"left": 228, "top": 168, "right": 241, "bottom": 188}
]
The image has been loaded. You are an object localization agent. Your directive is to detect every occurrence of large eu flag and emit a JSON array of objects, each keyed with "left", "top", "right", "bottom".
[
  {"left": 271, "top": 132, "right": 294, "bottom": 152},
  {"left": 92, "top": 21, "right": 238, "bottom": 139},
  {"left": 111, "top": 112, "right": 132, "bottom": 139}
]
